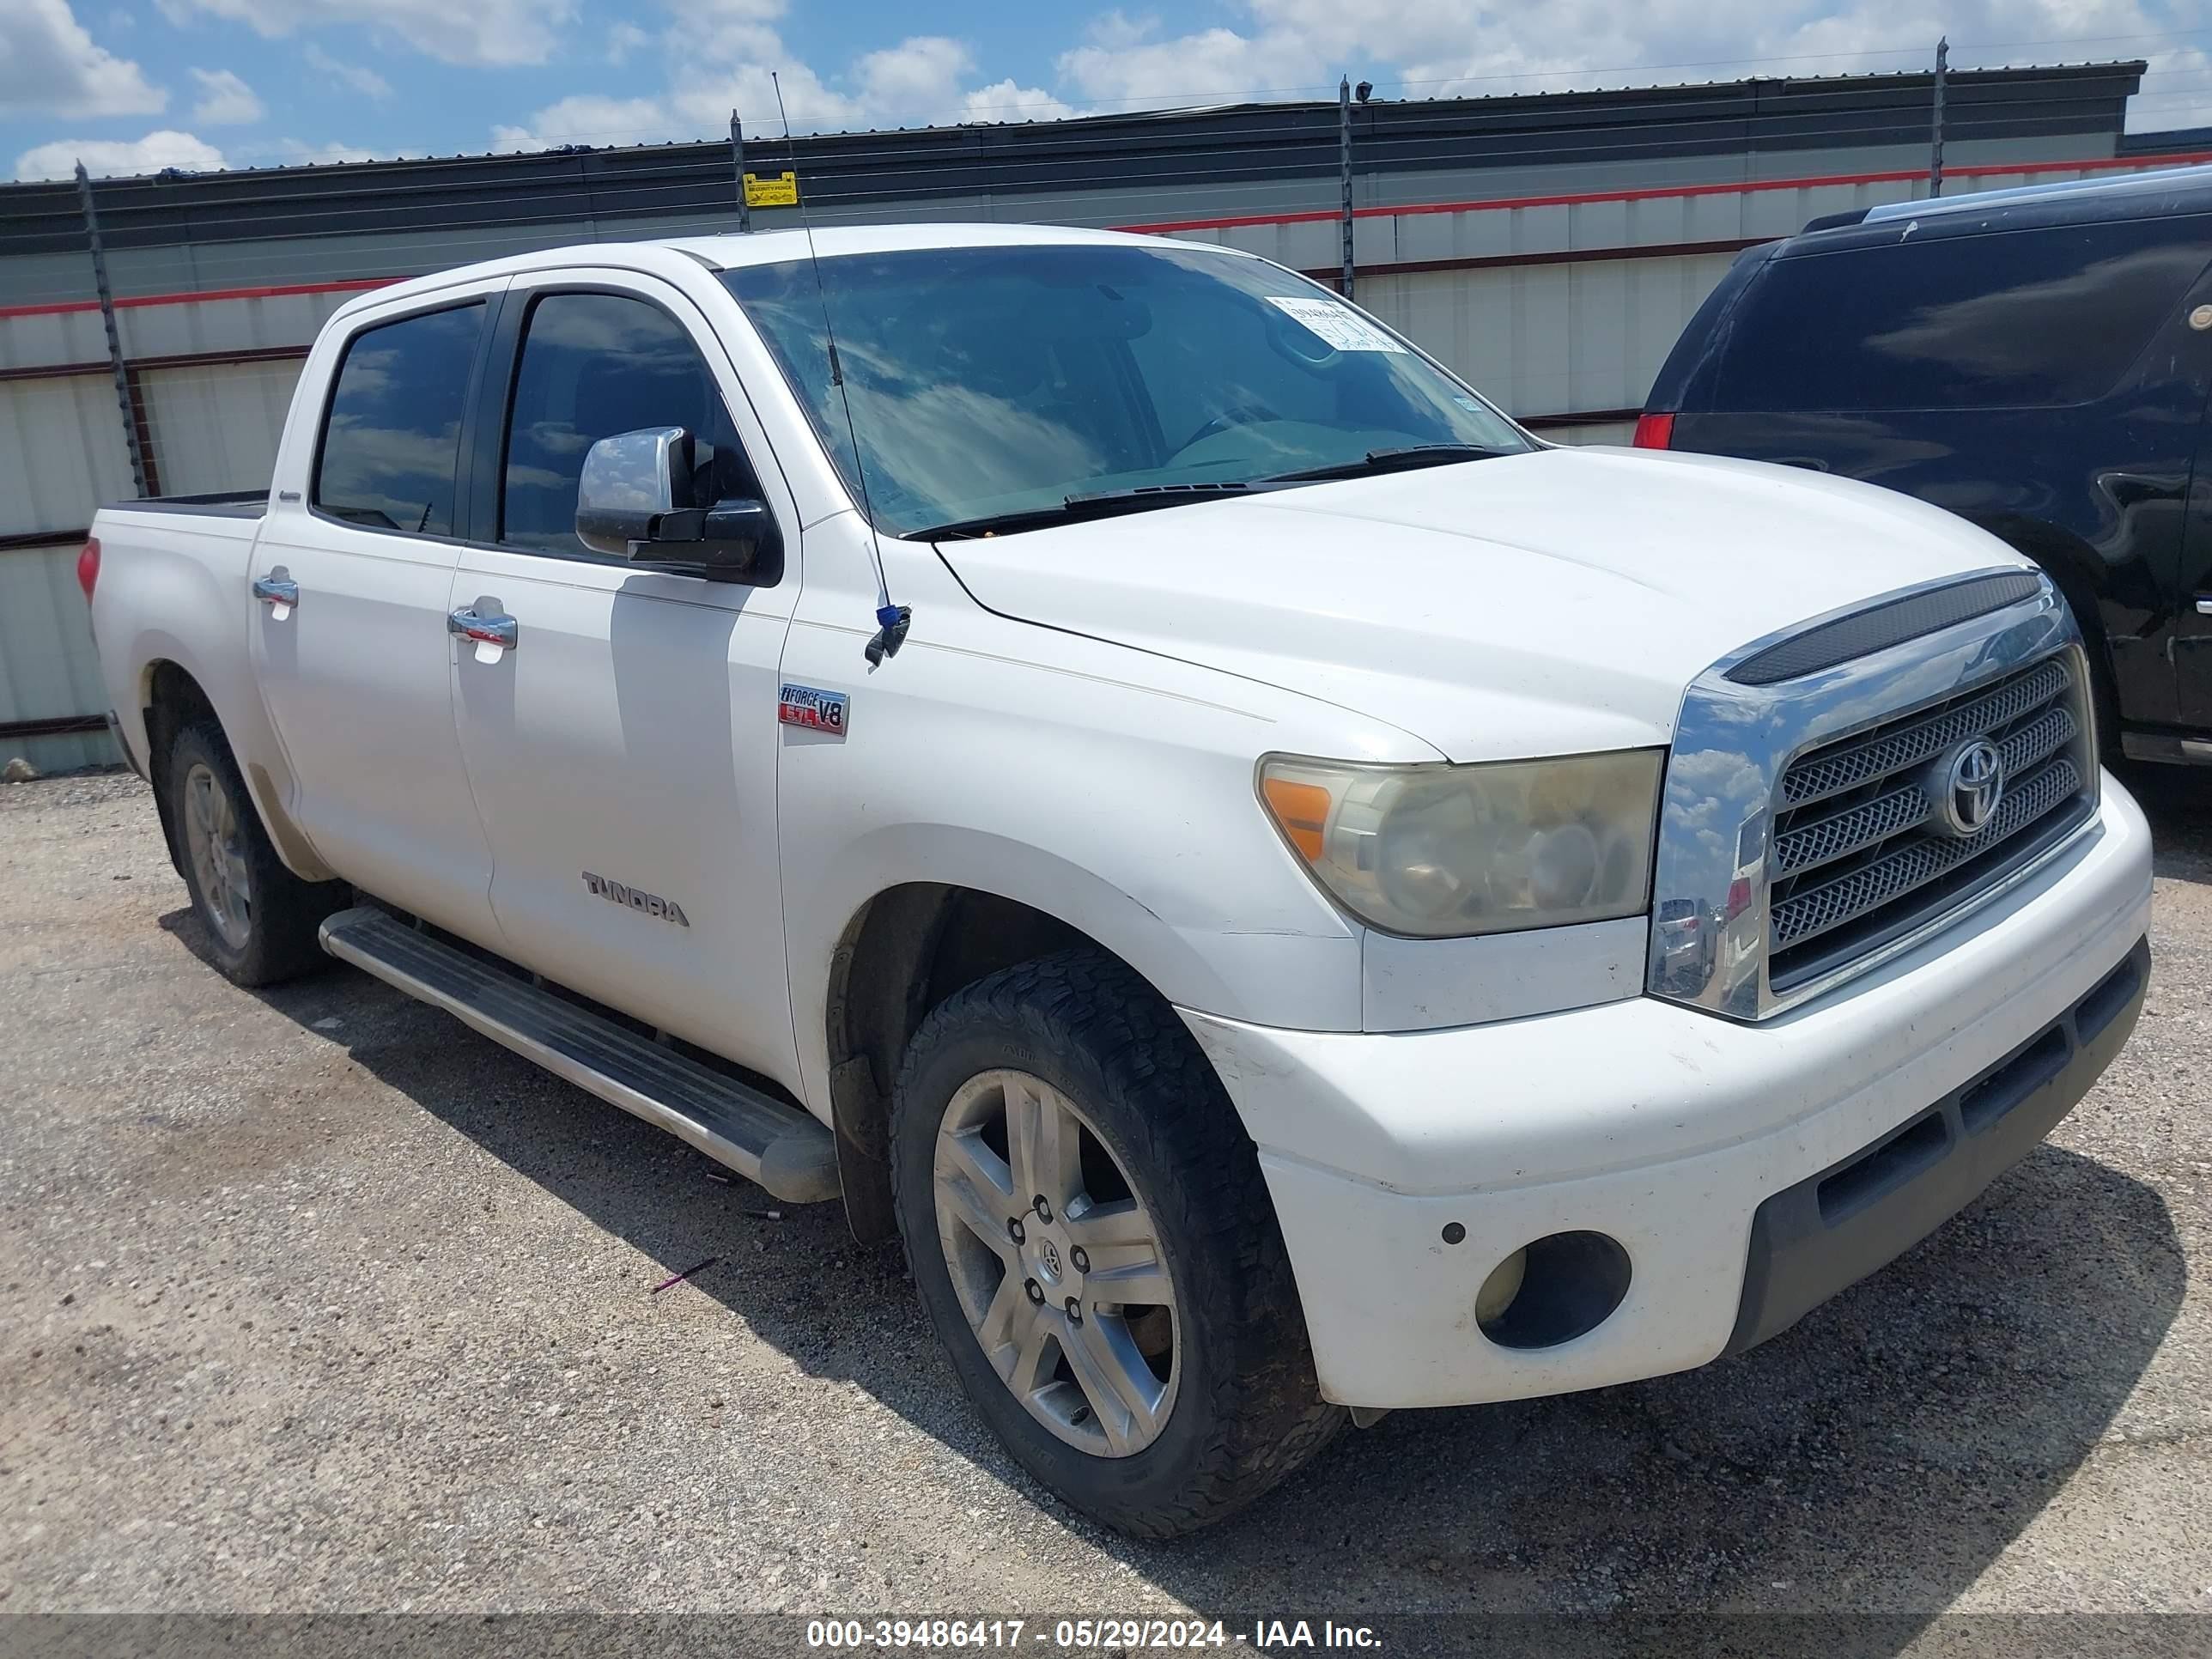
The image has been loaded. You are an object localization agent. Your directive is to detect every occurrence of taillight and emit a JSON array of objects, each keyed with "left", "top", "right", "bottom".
[
  {"left": 1724, "top": 875, "right": 1753, "bottom": 921},
  {"left": 1632, "top": 412, "right": 1674, "bottom": 450},
  {"left": 76, "top": 536, "right": 100, "bottom": 601}
]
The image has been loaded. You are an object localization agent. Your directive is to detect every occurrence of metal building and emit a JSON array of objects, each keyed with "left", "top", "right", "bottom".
[{"left": 1, "top": 61, "right": 2199, "bottom": 769}]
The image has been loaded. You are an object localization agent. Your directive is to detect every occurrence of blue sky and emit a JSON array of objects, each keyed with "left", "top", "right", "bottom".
[{"left": 4, "top": 0, "right": 2209, "bottom": 181}]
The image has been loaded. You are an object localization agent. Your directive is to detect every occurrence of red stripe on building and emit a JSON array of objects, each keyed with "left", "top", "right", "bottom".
[
  {"left": 0, "top": 276, "right": 395, "bottom": 321},
  {"left": 3, "top": 151, "right": 2209, "bottom": 322},
  {"left": 1116, "top": 151, "right": 2212, "bottom": 234}
]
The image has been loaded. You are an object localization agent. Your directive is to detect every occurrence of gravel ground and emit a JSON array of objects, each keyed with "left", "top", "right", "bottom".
[{"left": 2, "top": 767, "right": 2209, "bottom": 1644}]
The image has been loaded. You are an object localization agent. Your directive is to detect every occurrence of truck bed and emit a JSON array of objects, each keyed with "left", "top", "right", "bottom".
[{"left": 103, "top": 490, "right": 267, "bottom": 520}]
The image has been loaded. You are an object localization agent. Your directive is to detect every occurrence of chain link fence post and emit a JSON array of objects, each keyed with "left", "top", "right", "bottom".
[
  {"left": 732, "top": 111, "right": 752, "bottom": 234},
  {"left": 1929, "top": 36, "right": 1948, "bottom": 198},
  {"left": 74, "top": 161, "right": 149, "bottom": 500},
  {"left": 1338, "top": 76, "right": 1356, "bottom": 300}
]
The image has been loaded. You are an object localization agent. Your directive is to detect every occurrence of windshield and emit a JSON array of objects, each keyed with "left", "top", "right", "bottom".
[{"left": 720, "top": 243, "right": 1529, "bottom": 538}]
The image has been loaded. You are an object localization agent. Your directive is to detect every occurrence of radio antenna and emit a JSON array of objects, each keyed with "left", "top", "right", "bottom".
[{"left": 772, "top": 71, "right": 910, "bottom": 666}]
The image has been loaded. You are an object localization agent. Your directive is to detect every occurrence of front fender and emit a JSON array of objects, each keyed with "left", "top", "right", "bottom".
[{"left": 770, "top": 561, "right": 1425, "bottom": 1117}]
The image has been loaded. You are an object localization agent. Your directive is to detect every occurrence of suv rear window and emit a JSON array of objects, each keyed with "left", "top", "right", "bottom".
[
  {"left": 1712, "top": 217, "right": 2212, "bottom": 412},
  {"left": 314, "top": 302, "right": 484, "bottom": 535}
]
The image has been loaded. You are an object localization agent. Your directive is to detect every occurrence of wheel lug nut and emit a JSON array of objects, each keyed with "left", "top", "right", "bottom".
[
  {"left": 1070, "top": 1246, "right": 1090, "bottom": 1273},
  {"left": 1007, "top": 1217, "right": 1025, "bottom": 1244},
  {"left": 1024, "top": 1279, "right": 1044, "bottom": 1304},
  {"left": 1033, "top": 1195, "right": 1053, "bottom": 1223},
  {"left": 1064, "top": 1297, "right": 1083, "bottom": 1323}
]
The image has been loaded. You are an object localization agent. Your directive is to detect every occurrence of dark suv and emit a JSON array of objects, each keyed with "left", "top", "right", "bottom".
[{"left": 1636, "top": 163, "right": 2212, "bottom": 765}]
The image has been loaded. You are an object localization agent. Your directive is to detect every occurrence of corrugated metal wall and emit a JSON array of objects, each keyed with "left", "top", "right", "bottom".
[
  {"left": 0, "top": 143, "right": 2189, "bottom": 772},
  {"left": 141, "top": 359, "right": 304, "bottom": 496},
  {"left": 0, "top": 544, "right": 114, "bottom": 771}
]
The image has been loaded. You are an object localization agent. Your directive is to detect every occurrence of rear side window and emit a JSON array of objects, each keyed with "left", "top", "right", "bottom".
[
  {"left": 313, "top": 302, "right": 483, "bottom": 535},
  {"left": 497, "top": 290, "right": 757, "bottom": 559},
  {"left": 1714, "top": 217, "right": 2212, "bottom": 411}
]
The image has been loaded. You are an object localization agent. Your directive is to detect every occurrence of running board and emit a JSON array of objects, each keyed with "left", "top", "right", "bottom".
[{"left": 318, "top": 907, "right": 839, "bottom": 1203}]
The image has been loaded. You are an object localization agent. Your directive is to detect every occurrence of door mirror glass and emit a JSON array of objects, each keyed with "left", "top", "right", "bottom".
[{"left": 575, "top": 426, "right": 783, "bottom": 585}]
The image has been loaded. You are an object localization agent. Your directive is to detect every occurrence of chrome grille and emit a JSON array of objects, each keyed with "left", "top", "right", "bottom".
[
  {"left": 1765, "top": 653, "right": 2094, "bottom": 993},
  {"left": 1778, "top": 658, "right": 2070, "bottom": 810}
]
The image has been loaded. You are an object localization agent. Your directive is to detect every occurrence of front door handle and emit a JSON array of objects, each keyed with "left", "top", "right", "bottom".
[
  {"left": 252, "top": 575, "right": 298, "bottom": 606},
  {"left": 448, "top": 608, "right": 519, "bottom": 650}
]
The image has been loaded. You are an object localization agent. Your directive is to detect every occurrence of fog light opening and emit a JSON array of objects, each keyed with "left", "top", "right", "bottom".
[{"left": 1475, "top": 1231, "right": 1632, "bottom": 1351}]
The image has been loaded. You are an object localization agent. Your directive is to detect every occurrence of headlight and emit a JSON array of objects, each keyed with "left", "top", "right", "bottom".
[{"left": 1258, "top": 750, "right": 1664, "bottom": 938}]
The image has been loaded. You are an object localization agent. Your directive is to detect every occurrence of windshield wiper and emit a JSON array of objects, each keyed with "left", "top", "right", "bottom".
[
  {"left": 913, "top": 450, "right": 1506, "bottom": 540},
  {"left": 915, "top": 481, "right": 1268, "bottom": 541},
  {"left": 1263, "top": 444, "right": 1508, "bottom": 483}
]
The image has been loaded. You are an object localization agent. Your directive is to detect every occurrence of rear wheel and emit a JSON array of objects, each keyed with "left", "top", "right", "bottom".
[
  {"left": 167, "top": 721, "right": 345, "bottom": 987},
  {"left": 891, "top": 948, "right": 1343, "bottom": 1537}
]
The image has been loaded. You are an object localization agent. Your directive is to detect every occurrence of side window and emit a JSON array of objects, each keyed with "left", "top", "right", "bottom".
[
  {"left": 499, "top": 291, "right": 757, "bottom": 558},
  {"left": 1716, "top": 216, "right": 2212, "bottom": 412},
  {"left": 313, "top": 302, "right": 483, "bottom": 535}
]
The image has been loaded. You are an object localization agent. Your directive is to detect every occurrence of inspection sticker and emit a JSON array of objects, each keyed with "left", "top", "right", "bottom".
[{"left": 1266, "top": 295, "right": 1407, "bottom": 353}]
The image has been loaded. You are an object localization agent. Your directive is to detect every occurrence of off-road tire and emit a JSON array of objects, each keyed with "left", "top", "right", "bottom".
[
  {"left": 167, "top": 720, "right": 346, "bottom": 987},
  {"left": 890, "top": 947, "right": 1344, "bottom": 1537}
]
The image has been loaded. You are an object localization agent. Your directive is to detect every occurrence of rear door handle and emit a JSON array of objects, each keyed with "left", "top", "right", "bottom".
[
  {"left": 448, "top": 608, "right": 519, "bottom": 650},
  {"left": 252, "top": 575, "right": 298, "bottom": 606}
]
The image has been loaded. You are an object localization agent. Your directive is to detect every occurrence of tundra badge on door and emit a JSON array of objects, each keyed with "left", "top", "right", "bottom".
[{"left": 581, "top": 872, "right": 690, "bottom": 927}]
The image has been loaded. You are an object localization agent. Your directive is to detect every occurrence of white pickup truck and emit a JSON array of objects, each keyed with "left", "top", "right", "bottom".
[{"left": 85, "top": 223, "right": 2153, "bottom": 1537}]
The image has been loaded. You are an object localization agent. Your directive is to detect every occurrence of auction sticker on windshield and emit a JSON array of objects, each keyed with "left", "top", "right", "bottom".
[{"left": 1266, "top": 295, "right": 1407, "bottom": 353}]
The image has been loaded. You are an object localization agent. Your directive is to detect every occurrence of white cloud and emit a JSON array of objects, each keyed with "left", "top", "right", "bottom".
[
  {"left": 165, "top": 0, "right": 576, "bottom": 67},
  {"left": 494, "top": 94, "right": 673, "bottom": 149},
  {"left": 2130, "top": 44, "right": 2212, "bottom": 132},
  {"left": 14, "top": 128, "right": 223, "bottom": 179},
  {"left": 495, "top": 14, "right": 1086, "bottom": 153},
  {"left": 1054, "top": 0, "right": 2212, "bottom": 127},
  {"left": 853, "top": 36, "right": 973, "bottom": 111},
  {"left": 276, "top": 137, "right": 377, "bottom": 162},
  {"left": 606, "top": 20, "right": 652, "bottom": 63},
  {"left": 304, "top": 42, "right": 392, "bottom": 98},
  {"left": 1059, "top": 21, "right": 1323, "bottom": 106},
  {"left": 189, "top": 66, "right": 264, "bottom": 124},
  {"left": 0, "top": 0, "right": 165, "bottom": 117},
  {"left": 961, "top": 78, "right": 1076, "bottom": 123},
  {"left": 494, "top": 57, "right": 857, "bottom": 149}
]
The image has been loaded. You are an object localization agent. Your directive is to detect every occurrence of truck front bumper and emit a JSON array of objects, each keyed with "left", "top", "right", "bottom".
[{"left": 1180, "top": 779, "right": 2154, "bottom": 1412}]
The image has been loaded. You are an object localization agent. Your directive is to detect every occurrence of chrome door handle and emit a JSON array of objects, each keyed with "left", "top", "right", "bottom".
[
  {"left": 447, "top": 608, "right": 519, "bottom": 650},
  {"left": 252, "top": 575, "right": 298, "bottom": 605},
  {"left": 2197, "top": 597, "right": 2212, "bottom": 617}
]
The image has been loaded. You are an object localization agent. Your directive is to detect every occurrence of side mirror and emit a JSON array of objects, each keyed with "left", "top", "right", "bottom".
[{"left": 574, "top": 425, "right": 783, "bottom": 586}]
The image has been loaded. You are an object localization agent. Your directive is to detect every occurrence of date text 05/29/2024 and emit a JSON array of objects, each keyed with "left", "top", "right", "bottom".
[{"left": 804, "top": 1618, "right": 1382, "bottom": 1650}]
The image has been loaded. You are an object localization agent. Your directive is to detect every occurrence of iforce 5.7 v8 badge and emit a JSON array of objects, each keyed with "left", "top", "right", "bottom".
[{"left": 778, "top": 683, "right": 849, "bottom": 738}]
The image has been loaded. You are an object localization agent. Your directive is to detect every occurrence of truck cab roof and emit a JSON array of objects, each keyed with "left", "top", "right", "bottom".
[{"left": 333, "top": 222, "right": 1213, "bottom": 321}]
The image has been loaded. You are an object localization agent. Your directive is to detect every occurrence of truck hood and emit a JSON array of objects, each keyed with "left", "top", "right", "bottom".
[{"left": 933, "top": 446, "right": 2032, "bottom": 761}]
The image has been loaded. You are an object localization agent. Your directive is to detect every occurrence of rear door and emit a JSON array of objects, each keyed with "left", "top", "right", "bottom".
[
  {"left": 251, "top": 282, "right": 507, "bottom": 941},
  {"left": 445, "top": 274, "right": 802, "bottom": 1079}
]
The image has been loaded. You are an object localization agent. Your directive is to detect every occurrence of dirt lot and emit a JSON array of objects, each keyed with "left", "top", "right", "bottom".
[{"left": 3, "top": 767, "right": 2209, "bottom": 1644}]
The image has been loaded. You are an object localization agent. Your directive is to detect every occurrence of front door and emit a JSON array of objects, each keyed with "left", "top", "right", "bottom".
[
  {"left": 446, "top": 276, "right": 802, "bottom": 1085},
  {"left": 250, "top": 287, "right": 505, "bottom": 941}
]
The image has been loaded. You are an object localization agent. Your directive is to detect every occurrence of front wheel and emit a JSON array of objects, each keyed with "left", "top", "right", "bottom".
[{"left": 891, "top": 949, "right": 1343, "bottom": 1537}]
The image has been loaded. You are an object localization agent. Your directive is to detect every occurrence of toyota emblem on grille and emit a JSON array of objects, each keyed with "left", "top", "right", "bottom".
[{"left": 1932, "top": 738, "right": 2005, "bottom": 838}]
